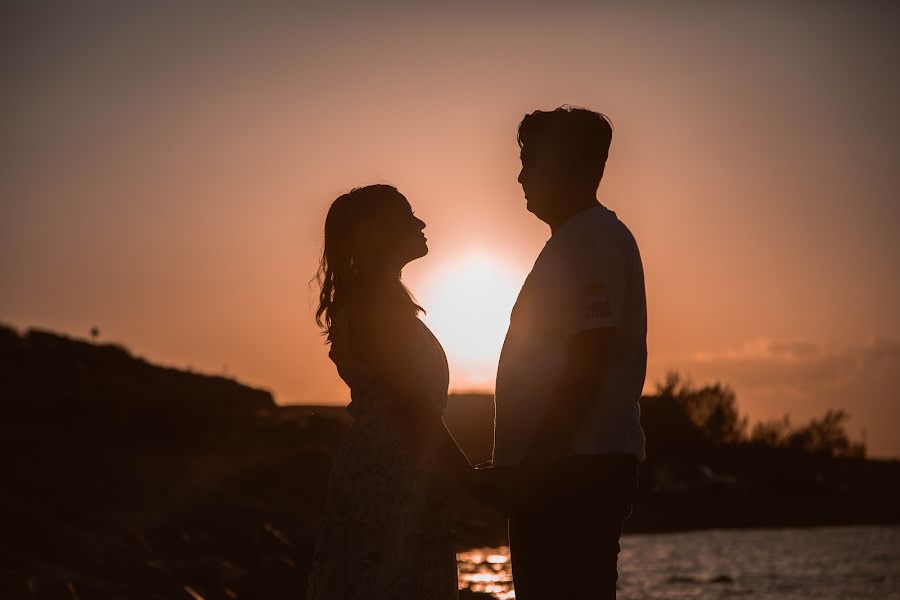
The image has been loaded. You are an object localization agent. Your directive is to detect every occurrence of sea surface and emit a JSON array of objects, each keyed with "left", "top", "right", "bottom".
[{"left": 457, "top": 525, "right": 900, "bottom": 599}]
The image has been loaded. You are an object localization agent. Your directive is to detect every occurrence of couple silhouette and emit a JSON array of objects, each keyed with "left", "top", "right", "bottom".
[{"left": 308, "top": 106, "right": 647, "bottom": 600}]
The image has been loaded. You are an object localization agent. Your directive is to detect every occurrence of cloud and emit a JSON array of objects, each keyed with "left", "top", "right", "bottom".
[
  {"left": 661, "top": 337, "right": 900, "bottom": 392},
  {"left": 675, "top": 338, "right": 859, "bottom": 391},
  {"left": 859, "top": 337, "right": 900, "bottom": 365}
]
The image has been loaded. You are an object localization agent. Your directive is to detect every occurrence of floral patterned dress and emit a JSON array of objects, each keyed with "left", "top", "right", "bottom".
[{"left": 306, "top": 313, "right": 458, "bottom": 600}]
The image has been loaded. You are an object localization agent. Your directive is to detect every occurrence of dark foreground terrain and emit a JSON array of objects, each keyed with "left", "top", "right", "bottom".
[{"left": 1, "top": 325, "right": 898, "bottom": 599}]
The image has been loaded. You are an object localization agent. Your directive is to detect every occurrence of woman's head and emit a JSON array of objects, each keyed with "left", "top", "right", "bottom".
[{"left": 315, "top": 184, "right": 427, "bottom": 335}]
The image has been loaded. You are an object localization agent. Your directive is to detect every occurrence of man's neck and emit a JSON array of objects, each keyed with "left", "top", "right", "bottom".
[{"left": 547, "top": 196, "right": 600, "bottom": 234}]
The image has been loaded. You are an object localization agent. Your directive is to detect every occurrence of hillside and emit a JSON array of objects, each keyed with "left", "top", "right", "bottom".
[{"left": 0, "top": 325, "right": 343, "bottom": 599}]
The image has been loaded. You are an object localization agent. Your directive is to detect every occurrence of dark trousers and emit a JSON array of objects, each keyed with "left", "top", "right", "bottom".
[{"left": 508, "top": 454, "right": 638, "bottom": 600}]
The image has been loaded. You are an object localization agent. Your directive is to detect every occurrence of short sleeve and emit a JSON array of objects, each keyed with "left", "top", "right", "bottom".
[{"left": 559, "top": 240, "right": 627, "bottom": 336}]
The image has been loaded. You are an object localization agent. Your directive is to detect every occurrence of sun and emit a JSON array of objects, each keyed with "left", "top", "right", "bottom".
[{"left": 417, "top": 253, "right": 523, "bottom": 389}]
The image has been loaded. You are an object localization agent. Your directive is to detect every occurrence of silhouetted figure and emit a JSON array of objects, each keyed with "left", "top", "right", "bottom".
[
  {"left": 307, "top": 184, "right": 471, "bottom": 600},
  {"left": 484, "top": 107, "right": 647, "bottom": 599}
]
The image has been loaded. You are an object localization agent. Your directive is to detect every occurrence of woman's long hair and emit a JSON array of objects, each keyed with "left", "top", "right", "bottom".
[{"left": 314, "top": 184, "right": 423, "bottom": 340}]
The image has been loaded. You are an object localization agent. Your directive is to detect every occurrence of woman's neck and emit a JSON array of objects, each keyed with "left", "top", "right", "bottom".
[{"left": 356, "top": 265, "right": 401, "bottom": 282}]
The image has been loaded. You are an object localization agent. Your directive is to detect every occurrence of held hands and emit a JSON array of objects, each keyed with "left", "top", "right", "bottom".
[{"left": 464, "top": 462, "right": 548, "bottom": 515}]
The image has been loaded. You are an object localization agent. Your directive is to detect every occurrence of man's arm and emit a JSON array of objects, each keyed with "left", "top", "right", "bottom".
[
  {"left": 520, "top": 327, "right": 615, "bottom": 478},
  {"left": 467, "top": 328, "right": 615, "bottom": 510}
]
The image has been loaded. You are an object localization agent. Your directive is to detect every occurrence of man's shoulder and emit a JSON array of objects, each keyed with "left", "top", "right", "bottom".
[
  {"left": 586, "top": 208, "right": 641, "bottom": 267},
  {"left": 593, "top": 206, "right": 637, "bottom": 243},
  {"left": 555, "top": 210, "right": 632, "bottom": 264}
]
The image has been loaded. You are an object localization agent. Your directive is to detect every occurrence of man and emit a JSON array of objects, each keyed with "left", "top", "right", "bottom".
[{"left": 490, "top": 106, "right": 647, "bottom": 599}]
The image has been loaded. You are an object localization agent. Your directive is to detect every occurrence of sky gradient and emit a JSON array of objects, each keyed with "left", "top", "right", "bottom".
[{"left": 2, "top": 2, "right": 898, "bottom": 456}]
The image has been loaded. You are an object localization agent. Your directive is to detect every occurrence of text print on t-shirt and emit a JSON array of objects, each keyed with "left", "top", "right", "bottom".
[{"left": 584, "top": 280, "right": 613, "bottom": 320}]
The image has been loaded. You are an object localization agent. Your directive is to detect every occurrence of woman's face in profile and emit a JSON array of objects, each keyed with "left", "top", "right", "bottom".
[{"left": 361, "top": 192, "right": 428, "bottom": 270}]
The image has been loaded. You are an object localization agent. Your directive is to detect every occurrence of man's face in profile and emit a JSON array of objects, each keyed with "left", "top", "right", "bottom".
[{"left": 518, "top": 140, "right": 566, "bottom": 222}]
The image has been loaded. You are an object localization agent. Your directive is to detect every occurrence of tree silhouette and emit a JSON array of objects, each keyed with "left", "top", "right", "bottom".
[
  {"left": 653, "top": 372, "right": 747, "bottom": 446},
  {"left": 752, "top": 410, "right": 866, "bottom": 458},
  {"left": 646, "top": 372, "right": 865, "bottom": 458}
]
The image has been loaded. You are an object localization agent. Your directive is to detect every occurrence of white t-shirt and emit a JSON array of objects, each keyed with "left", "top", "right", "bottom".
[{"left": 492, "top": 204, "right": 647, "bottom": 465}]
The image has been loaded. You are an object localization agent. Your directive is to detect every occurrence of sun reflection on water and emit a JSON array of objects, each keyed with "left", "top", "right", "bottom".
[{"left": 457, "top": 547, "right": 514, "bottom": 599}]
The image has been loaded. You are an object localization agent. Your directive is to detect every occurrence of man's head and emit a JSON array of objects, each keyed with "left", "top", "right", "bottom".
[{"left": 517, "top": 106, "right": 613, "bottom": 224}]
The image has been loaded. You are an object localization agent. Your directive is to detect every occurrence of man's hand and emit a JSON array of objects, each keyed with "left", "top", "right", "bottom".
[
  {"left": 465, "top": 466, "right": 517, "bottom": 512},
  {"left": 465, "top": 464, "right": 550, "bottom": 514}
]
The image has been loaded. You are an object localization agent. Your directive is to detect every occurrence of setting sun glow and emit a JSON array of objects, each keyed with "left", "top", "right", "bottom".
[{"left": 418, "top": 253, "right": 523, "bottom": 389}]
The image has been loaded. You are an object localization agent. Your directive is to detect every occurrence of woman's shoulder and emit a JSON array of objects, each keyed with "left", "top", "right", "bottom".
[{"left": 329, "top": 298, "right": 413, "bottom": 355}]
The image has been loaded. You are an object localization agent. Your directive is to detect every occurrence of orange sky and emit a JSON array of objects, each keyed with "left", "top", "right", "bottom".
[{"left": 2, "top": 2, "right": 898, "bottom": 456}]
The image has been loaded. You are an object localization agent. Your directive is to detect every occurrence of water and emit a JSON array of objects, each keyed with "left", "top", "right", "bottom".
[{"left": 457, "top": 525, "right": 900, "bottom": 599}]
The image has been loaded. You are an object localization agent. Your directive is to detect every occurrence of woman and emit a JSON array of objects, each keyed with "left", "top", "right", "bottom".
[{"left": 307, "top": 184, "right": 472, "bottom": 600}]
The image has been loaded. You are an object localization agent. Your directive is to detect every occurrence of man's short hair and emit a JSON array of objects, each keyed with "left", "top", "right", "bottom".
[{"left": 517, "top": 106, "right": 613, "bottom": 188}]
